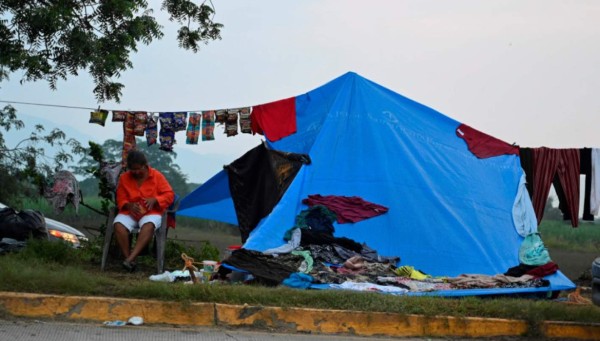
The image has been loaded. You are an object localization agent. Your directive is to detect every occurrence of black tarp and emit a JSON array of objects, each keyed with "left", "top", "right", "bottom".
[{"left": 225, "top": 143, "right": 310, "bottom": 242}]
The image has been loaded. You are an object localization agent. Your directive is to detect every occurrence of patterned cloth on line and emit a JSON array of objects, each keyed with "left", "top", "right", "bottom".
[
  {"left": 186, "top": 113, "right": 201, "bottom": 144},
  {"left": 202, "top": 110, "right": 215, "bottom": 141},
  {"left": 89, "top": 110, "right": 108, "bottom": 126}
]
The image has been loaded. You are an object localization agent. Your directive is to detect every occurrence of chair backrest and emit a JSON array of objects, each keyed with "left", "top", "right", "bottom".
[{"left": 166, "top": 194, "right": 180, "bottom": 229}]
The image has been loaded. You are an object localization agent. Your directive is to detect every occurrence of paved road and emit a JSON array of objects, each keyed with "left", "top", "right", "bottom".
[{"left": 0, "top": 317, "right": 445, "bottom": 341}]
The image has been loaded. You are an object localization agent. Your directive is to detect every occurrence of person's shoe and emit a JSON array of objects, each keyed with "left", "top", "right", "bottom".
[{"left": 122, "top": 260, "right": 137, "bottom": 273}]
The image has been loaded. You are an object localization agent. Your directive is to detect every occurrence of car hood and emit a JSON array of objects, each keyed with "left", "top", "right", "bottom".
[{"left": 45, "top": 218, "right": 86, "bottom": 238}]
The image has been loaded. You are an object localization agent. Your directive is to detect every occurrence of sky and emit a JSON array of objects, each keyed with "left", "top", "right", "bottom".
[{"left": 1, "top": 0, "right": 599, "bottom": 183}]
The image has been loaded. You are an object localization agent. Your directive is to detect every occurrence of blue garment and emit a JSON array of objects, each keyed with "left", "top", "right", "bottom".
[
  {"left": 282, "top": 272, "right": 313, "bottom": 289},
  {"left": 519, "top": 233, "right": 551, "bottom": 266},
  {"left": 512, "top": 173, "right": 538, "bottom": 237}
]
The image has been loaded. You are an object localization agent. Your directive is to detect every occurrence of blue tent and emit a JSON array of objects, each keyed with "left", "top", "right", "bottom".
[{"left": 178, "top": 72, "right": 575, "bottom": 296}]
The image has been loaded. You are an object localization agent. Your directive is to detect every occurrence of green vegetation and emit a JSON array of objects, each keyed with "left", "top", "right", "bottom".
[
  {"left": 1, "top": 0, "right": 222, "bottom": 102},
  {"left": 3, "top": 191, "right": 599, "bottom": 326},
  {"left": 538, "top": 220, "right": 600, "bottom": 253},
  {"left": 0, "top": 106, "right": 85, "bottom": 208},
  {"left": 1, "top": 229, "right": 599, "bottom": 326},
  {"left": 1, "top": 240, "right": 600, "bottom": 325}
]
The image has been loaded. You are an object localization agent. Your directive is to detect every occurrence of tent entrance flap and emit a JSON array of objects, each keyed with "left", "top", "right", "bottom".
[{"left": 226, "top": 142, "right": 310, "bottom": 242}]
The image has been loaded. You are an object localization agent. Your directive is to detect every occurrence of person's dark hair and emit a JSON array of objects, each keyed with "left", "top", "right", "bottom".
[{"left": 126, "top": 150, "right": 148, "bottom": 169}]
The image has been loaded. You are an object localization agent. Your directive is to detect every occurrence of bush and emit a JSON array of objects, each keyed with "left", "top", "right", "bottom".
[
  {"left": 15, "top": 238, "right": 79, "bottom": 265},
  {"left": 163, "top": 239, "right": 219, "bottom": 270}
]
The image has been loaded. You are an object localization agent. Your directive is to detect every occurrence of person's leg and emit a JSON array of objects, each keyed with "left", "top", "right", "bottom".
[
  {"left": 112, "top": 214, "right": 137, "bottom": 261},
  {"left": 125, "top": 215, "right": 162, "bottom": 263},
  {"left": 114, "top": 223, "right": 131, "bottom": 259},
  {"left": 126, "top": 223, "right": 154, "bottom": 263}
]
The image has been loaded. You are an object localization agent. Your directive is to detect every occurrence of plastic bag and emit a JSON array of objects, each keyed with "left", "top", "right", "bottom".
[{"left": 0, "top": 207, "right": 48, "bottom": 241}]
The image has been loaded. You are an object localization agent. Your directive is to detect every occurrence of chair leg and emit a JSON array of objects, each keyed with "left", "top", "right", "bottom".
[
  {"left": 101, "top": 208, "right": 116, "bottom": 271},
  {"left": 155, "top": 212, "right": 168, "bottom": 274}
]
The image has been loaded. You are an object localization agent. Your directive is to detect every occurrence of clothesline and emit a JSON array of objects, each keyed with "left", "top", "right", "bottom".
[{"left": 0, "top": 99, "right": 248, "bottom": 114}]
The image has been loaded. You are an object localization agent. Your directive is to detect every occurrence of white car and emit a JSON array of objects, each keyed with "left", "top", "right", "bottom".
[{"left": 0, "top": 202, "right": 88, "bottom": 248}]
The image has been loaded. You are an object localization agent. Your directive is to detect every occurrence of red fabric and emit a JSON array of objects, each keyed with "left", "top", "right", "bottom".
[
  {"left": 531, "top": 148, "right": 580, "bottom": 227},
  {"left": 456, "top": 124, "right": 519, "bottom": 158},
  {"left": 250, "top": 97, "right": 296, "bottom": 142},
  {"left": 302, "top": 194, "right": 389, "bottom": 224},
  {"left": 166, "top": 213, "right": 176, "bottom": 229},
  {"left": 525, "top": 262, "right": 559, "bottom": 278}
]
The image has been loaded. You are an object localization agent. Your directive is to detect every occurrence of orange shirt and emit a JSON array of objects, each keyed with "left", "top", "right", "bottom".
[{"left": 116, "top": 166, "right": 175, "bottom": 216}]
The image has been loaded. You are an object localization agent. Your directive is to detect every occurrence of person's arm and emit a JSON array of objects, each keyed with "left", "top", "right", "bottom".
[{"left": 148, "top": 172, "right": 175, "bottom": 211}]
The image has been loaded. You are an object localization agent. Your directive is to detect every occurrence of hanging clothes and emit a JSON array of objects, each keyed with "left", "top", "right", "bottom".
[
  {"left": 239, "top": 107, "right": 252, "bottom": 134},
  {"left": 112, "top": 110, "right": 127, "bottom": 122},
  {"left": 121, "top": 112, "right": 137, "bottom": 168},
  {"left": 133, "top": 111, "right": 148, "bottom": 136},
  {"left": 250, "top": 97, "right": 297, "bottom": 142},
  {"left": 145, "top": 113, "right": 158, "bottom": 146},
  {"left": 225, "top": 109, "right": 239, "bottom": 137},
  {"left": 555, "top": 148, "right": 594, "bottom": 222},
  {"left": 215, "top": 109, "right": 227, "bottom": 124},
  {"left": 159, "top": 112, "right": 176, "bottom": 152},
  {"left": 201, "top": 110, "right": 215, "bottom": 141},
  {"left": 512, "top": 173, "right": 538, "bottom": 237},
  {"left": 519, "top": 147, "right": 534, "bottom": 199},
  {"left": 590, "top": 148, "right": 600, "bottom": 215},
  {"left": 89, "top": 110, "right": 108, "bottom": 126},
  {"left": 99, "top": 161, "right": 122, "bottom": 192},
  {"left": 186, "top": 113, "right": 201, "bottom": 145},
  {"left": 456, "top": 123, "right": 519, "bottom": 158},
  {"left": 580, "top": 148, "right": 594, "bottom": 220},
  {"left": 45, "top": 171, "right": 81, "bottom": 214},
  {"left": 173, "top": 112, "right": 188, "bottom": 132},
  {"left": 531, "top": 147, "right": 580, "bottom": 227}
]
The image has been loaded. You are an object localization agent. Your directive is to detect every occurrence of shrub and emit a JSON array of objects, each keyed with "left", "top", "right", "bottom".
[
  {"left": 163, "top": 239, "right": 219, "bottom": 270},
  {"left": 16, "top": 238, "right": 79, "bottom": 265}
]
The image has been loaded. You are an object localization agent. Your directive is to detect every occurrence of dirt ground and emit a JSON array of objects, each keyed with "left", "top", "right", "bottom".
[{"left": 547, "top": 248, "right": 598, "bottom": 287}]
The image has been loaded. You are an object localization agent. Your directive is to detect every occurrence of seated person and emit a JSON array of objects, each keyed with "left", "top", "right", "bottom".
[{"left": 114, "top": 150, "right": 174, "bottom": 272}]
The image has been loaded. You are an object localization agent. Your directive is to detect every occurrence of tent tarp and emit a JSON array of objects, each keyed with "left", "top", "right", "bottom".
[{"left": 178, "top": 72, "right": 575, "bottom": 295}]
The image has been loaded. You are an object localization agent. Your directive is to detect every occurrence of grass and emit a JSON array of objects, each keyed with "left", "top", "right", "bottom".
[
  {"left": 3, "top": 198, "right": 599, "bottom": 326},
  {"left": 538, "top": 219, "right": 600, "bottom": 253},
  {"left": 1, "top": 249, "right": 600, "bottom": 326},
  {"left": 1, "top": 237, "right": 599, "bottom": 327}
]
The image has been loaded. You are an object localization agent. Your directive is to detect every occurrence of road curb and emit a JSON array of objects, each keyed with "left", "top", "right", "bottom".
[
  {"left": 0, "top": 292, "right": 213, "bottom": 326},
  {"left": 1, "top": 291, "right": 599, "bottom": 339},
  {"left": 542, "top": 321, "right": 600, "bottom": 340},
  {"left": 215, "top": 303, "right": 528, "bottom": 338}
]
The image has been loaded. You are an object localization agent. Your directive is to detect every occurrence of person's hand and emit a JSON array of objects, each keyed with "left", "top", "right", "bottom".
[
  {"left": 128, "top": 202, "right": 145, "bottom": 217},
  {"left": 142, "top": 197, "right": 158, "bottom": 210}
]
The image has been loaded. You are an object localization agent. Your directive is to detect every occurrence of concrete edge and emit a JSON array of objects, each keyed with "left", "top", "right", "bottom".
[
  {"left": 0, "top": 291, "right": 598, "bottom": 339},
  {"left": 0, "top": 291, "right": 213, "bottom": 326},
  {"left": 542, "top": 321, "right": 600, "bottom": 340},
  {"left": 214, "top": 303, "right": 528, "bottom": 338}
]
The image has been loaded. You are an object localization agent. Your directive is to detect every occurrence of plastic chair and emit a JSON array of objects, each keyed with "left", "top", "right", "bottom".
[{"left": 101, "top": 197, "right": 179, "bottom": 273}]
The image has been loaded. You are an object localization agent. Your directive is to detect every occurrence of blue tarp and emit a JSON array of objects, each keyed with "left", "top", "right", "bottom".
[{"left": 178, "top": 72, "right": 575, "bottom": 295}]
